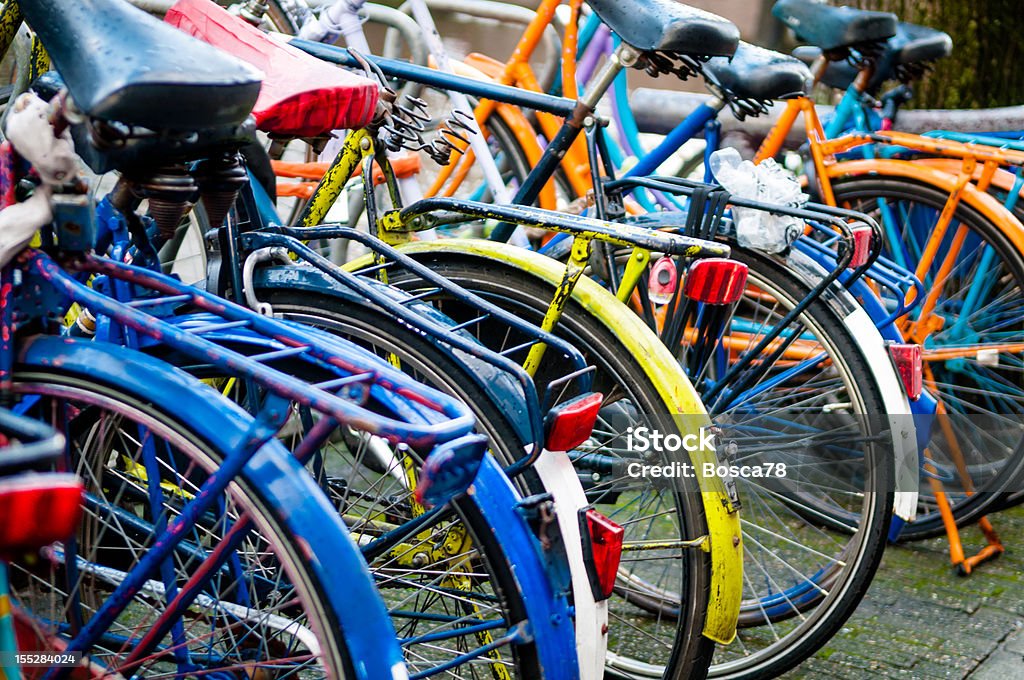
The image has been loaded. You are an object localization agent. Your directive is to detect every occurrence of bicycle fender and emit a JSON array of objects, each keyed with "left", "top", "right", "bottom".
[
  {"left": 842, "top": 306, "right": 918, "bottom": 519},
  {"left": 533, "top": 448, "right": 608, "bottom": 680},
  {"left": 788, "top": 246, "right": 919, "bottom": 520},
  {"left": 470, "top": 454, "right": 580, "bottom": 680},
  {"left": 252, "top": 264, "right": 534, "bottom": 442},
  {"left": 826, "top": 159, "right": 1024, "bottom": 253},
  {"left": 368, "top": 239, "right": 744, "bottom": 645},
  {"left": 18, "top": 336, "right": 410, "bottom": 680}
]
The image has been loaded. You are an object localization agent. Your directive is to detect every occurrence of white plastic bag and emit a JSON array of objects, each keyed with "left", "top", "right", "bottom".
[{"left": 709, "top": 147, "right": 807, "bottom": 254}]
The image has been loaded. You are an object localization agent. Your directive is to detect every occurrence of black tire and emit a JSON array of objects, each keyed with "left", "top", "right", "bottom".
[
  {"left": 166, "top": 296, "right": 549, "bottom": 679},
  {"left": 832, "top": 175, "right": 1024, "bottom": 540},
  {"left": 9, "top": 366, "right": 357, "bottom": 679},
  {"left": 698, "top": 246, "right": 893, "bottom": 679},
  {"left": 379, "top": 252, "right": 715, "bottom": 680}
]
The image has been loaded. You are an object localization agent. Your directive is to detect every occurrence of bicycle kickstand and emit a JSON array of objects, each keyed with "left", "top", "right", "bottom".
[{"left": 924, "top": 457, "right": 1005, "bottom": 577}]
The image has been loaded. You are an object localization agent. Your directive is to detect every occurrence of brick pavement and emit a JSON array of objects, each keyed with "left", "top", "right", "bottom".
[{"left": 785, "top": 507, "right": 1024, "bottom": 678}]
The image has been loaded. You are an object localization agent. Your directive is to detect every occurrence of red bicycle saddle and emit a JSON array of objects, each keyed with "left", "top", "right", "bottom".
[{"left": 165, "top": 0, "right": 379, "bottom": 137}]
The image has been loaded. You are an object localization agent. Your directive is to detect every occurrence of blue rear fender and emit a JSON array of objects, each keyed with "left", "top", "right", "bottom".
[{"left": 17, "top": 336, "right": 408, "bottom": 680}]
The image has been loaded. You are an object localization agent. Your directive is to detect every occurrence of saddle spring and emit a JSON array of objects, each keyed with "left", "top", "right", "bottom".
[
  {"left": 844, "top": 40, "right": 886, "bottom": 71},
  {"left": 378, "top": 95, "right": 476, "bottom": 166},
  {"left": 726, "top": 96, "right": 772, "bottom": 121},
  {"left": 639, "top": 51, "right": 709, "bottom": 83}
]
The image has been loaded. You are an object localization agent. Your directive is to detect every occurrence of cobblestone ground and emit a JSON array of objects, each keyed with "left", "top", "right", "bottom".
[{"left": 784, "top": 505, "right": 1024, "bottom": 678}]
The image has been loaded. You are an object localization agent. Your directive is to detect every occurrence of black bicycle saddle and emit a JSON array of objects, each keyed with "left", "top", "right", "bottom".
[
  {"left": 587, "top": 0, "right": 739, "bottom": 58},
  {"left": 792, "top": 21, "right": 952, "bottom": 93},
  {"left": 889, "top": 22, "right": 952, "bottom": 68},
  {"left": 19, "top": 0, "right": 261, "bottom": 131},
  {"left": 704, "top": 42, "right": 812, "bottom": 103},
  {"left": 773, "top": 0, "right": 897, "bottom": 52}
]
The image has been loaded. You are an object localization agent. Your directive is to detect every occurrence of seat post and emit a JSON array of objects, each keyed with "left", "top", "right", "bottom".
[{"left": 579, "top": 42, "right": 642, "bottom": 112}]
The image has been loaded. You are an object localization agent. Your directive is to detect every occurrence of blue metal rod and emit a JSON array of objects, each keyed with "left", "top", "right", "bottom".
[
  {"left": 624, "top": 103, "right": 719, "bottom": 179},
  {"left": 289, "top": 39, "right": 577, "bottom": 117}
]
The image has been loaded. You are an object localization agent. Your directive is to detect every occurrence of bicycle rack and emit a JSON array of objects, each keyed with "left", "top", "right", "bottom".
[
  {"left": 241, "top": 224, "right": 595, "bottom": 466},
  {"left": 24, "top": 250, "right": 475, "bottom": 449}
]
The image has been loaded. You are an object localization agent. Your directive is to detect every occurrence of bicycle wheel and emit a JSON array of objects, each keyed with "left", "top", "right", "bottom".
[
  {"left": 374, "top": 250, "right": 716, "bottom": 680},
  {"left": 191, "top": 324, "right": 552, "bottom": 679},
  {"left": 833, "top": 175, "right": 1024, "bottom": 539},
  {"left": 8, "top": 366, "right": 361, "bottom": 679},
  {"left": 983, "top": 183, "right": 1024, "bottom": 513},
  {"left": 693, "top": 247, "right": 893, "bottom": 679},
  {"left": 557, "top": 226, "right": 894, "bottom": 677}
]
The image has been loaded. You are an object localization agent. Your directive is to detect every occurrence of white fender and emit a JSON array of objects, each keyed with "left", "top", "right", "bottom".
[
  {"left": 533, "top": 448, "right": 608, "bottom": 680},
  {"left": 787, "top": 247, "right": 919, "bottom": 520},
  {"left": 841, "top": 305, "right": 919, "bottom": 520}
]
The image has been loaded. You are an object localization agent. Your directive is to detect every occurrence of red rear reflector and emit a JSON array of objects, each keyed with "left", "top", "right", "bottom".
[
  {"left": 849, "top": 225, "right": 873, "bottom": 269},
  {"left": 0, "top": 474, "right": 83, "bottom": 556},
  {"left": 888, "top": 343, "right": 922, "bottom": 401},
  {"left": 648, "top": 256, "right": 678, "bottom": 305},
  {"left": 579, "top": 508, "right": 623, "bottom": 601},
  {"left": 683, "top": 259, "right": 748, "bottom": 305},
  {"left": 544, "top": 393, "right": 603, "bottom": 452}
]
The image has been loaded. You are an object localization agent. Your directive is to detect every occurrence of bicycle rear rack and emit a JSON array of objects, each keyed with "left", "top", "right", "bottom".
[
  {"left": 240, "top": 222, "right": 595, "bottom": 461},
  {"left": 23, "top": 250, "right": 475, "bottom": 450},
  {"left": 600, "top": 175, "right": 886, "bottom": 410}
]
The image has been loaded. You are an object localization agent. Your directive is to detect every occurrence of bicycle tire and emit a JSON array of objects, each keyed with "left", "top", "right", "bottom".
[
  {"left": 376, "top": 251, "right": 716, "bottom": 680},
  {"left": 986, "top": 186, "right": 1024, "bottom": 514},
  {"left": 700, "top": 246, "right": 893, "bottom": 679},
  {"left": 175, "top": 325, "right": 552, "bottom": 680},
  {"left": 256, "top": 287, "right": 599, "bottom": 679},
  {"left": 832, "top": 174, "right": 1024, "bottom": 539},
  {"left": 8, "top": 365, "right": 362, "bottom": 679}
]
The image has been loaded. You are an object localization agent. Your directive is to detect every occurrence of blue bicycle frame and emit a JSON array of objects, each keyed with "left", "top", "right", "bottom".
[{"left": 85, "top": 150, "right": 583, "bottom": 680}]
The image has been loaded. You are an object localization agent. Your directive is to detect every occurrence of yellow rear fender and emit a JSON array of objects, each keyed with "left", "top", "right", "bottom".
[{"left": 348, "top": 238, "right": 743, "bottom": 644}]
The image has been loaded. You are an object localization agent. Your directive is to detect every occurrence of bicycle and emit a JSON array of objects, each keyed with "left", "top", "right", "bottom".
[
  {"left": 754, "top": 0, "right": 1024, "bottom": 566},
  {"left": 540, "top": 0, "right": 1020, "bottom": 563},
  {"left": 0, "top": 0, "right": 596, "bottom": 676},
  {"left": 0, "top": 72, "right": 410, "bottom": 680},
  {"left": 167, "top": 2, "right": 753, "bottom": 678},
  {"left": 250, "top": 7, "right": 918, "bottom": 679}
]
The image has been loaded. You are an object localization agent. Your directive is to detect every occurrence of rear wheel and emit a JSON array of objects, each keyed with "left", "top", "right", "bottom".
[
  {"left": 183, "top": 315, "right": 550, "bottom": 679},
  {"left": 9, "top": 368, "right": 356, "bottom": 679},
  {"left": 381, "top": 252, "right": 716, "bottom": 680},
  {"left": 695, "top": 247, "right": 893, "bottom": 679},
  {"left": 833, "top": 175, "right": 1024, "bottom": 539}
]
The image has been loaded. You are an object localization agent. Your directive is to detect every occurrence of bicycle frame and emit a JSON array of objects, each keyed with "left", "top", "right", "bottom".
[
  {"left": 288, "top": 32, "right": 915, "bottom": 404},
  {"left": 756, "top": 97, "right": 1024, "bottom": 348},
  {"left": 264, "top": 80, "right": 746, "bottom": 645},
  {"left": 90, "top": 122, "right": 597, "bottom": 680},
  {"left": 414, "top": 0, "right": 593, "bottom": 205}
]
